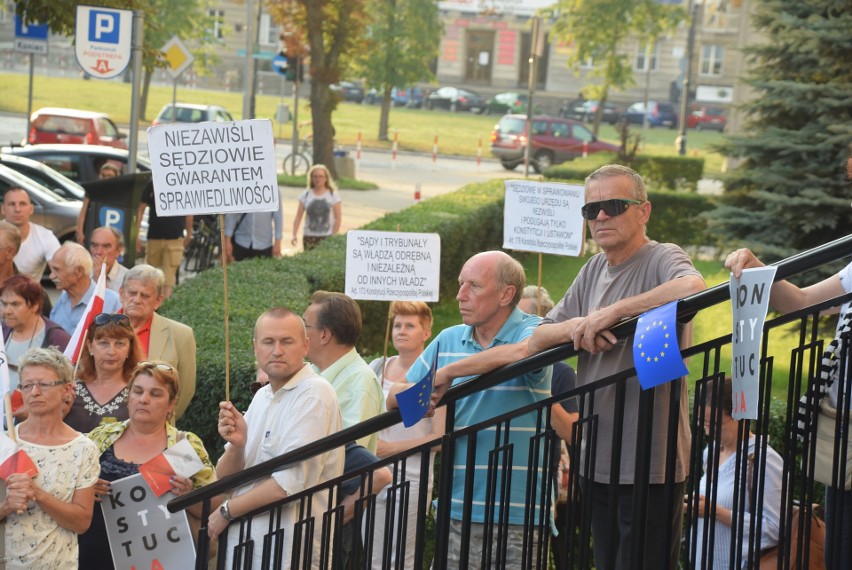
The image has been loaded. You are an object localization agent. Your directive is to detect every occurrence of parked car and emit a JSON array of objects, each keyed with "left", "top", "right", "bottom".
[
  {"left": 485, "top": 92, "right": 529, "bottom": 115},
  {"left": 26, "top": 107, "right": 127, "bottom": 149},
  {"left": 2, "top": 144, "right": 151, "bottom": 184},
  {"left": 621, "top": 101, "right": 678, "bottom": 128},
  {"left": 152, "top": 103, "right": 234, "bottom": 126},
  {"left": 330, "top": 81, "right": 366, "bottom": 103},
  {"left": 0, "top": 153, "right": 85, "bottom": 202},
  {"left": 490, "top": 114, "right": 620, "bottom": 173},
  {"left": 425, "top": 87, "right": 486, "bottom": 113},
  {"left": 365, "top": 86, "right": 424, "bottom": 108},
  {"left": 687, "top": 106, "right": 727, "bottom": 131},
  {"left": 0, "top": 164, "right": 81, "bottom": 243},
  {"left": 571, "top": 100, "right": 621, "bottom": 124}
]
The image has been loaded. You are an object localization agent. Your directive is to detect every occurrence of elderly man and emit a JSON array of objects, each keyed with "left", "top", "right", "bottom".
[
  {"left": 89, "top": 226, "right": 127, "bottom": 292},
  {"left": 48, "top": 242, "right": 121, "bottom": 335},
  {"left": 389, "top": 250, "right": 552, "bottom": 568},
  {"left": 528, "top": 164, "right": 706, "bottom": 570},
  {"left": 119, "top": 264, "right": 197, "bottom": 420},
  {"left": 1, "top": 187, "right": 60, "bottom": 281},
  {"left": 303, "top": 291, "right": 385, "bottom": 452},
  {"left": 211, "top": 307, "right": 344, "bottom": 569}
]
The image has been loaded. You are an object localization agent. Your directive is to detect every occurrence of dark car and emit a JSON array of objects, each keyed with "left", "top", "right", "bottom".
[
  {"left": 152, "top": 103, "right": 234, "bottom": 126},
  {"left": 365, "top": 86, "right": 424, "bottom": 108},
  {"left": 571, "top": 100, "right": 620, "bottom": 124},
  {"left": 485, "top": 92, "right": 529, "bottom": 115},
  {"left": 489, "top": 114, "right": 620, "bottom": 173},
  {"left": 0, "top": 164, "right": 81, "bottom": 243},
  {"left": 0, "top": 153, "right": 85, "bottom": 201},
  {"left": 26, "top": 107, "right": 127, "bottom": 149},
  {"left": 425, "top": 87, "right": 486, "bottom": 113},
  {"left": 621, "top": 101, "right": 678, "bottom": 128},
  {"left": 330, "top": 81, "right": 366, "bottom": 103},
  {"left": 687, "top": 106, "right": 727, "bottom": 131},
  {"left": 3, "top": 144, "right": 151, "bottom": 184}
]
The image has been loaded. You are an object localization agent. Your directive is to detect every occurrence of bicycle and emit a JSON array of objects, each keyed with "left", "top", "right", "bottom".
[
  {"left": 184, "top": 215, "right": 221, "bottom": 273},
  {"left": 282, "top": 138, "right": 312, "bottom": 177}
]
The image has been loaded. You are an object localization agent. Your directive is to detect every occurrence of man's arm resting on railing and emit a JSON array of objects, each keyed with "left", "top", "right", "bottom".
[
  {"left": 527, "top": 318, "right": 585, "bottom": 356},
  {"left": 207, "top": 478, "right": 288, "bottom": 538},
  {"left": 376, "top": 406, "right": 447, "bottom": 457},
  {"left": 340, "top": 466, "right": 392, "bottom": 523}
]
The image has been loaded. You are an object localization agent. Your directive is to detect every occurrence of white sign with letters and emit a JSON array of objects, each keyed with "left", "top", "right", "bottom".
[
  {"left": 345, "top": 231, "right": 441, "bottom": 302},
  {"left": 503, "top": 180, "right": 585, "bottom": 256},
  {"left": 75, "top": 5, "right": 132, "bottom": 79},
  {"left": 147, "top": 119, "right": 279, "bottom": 217}
]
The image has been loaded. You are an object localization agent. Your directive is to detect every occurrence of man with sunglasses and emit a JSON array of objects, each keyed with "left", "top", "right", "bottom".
[
  {"left": 49, "top": 242, "right": 121, "bottom": 335},
  {"left": 528, "top": 164, "right": 705, "bottom": 570}
]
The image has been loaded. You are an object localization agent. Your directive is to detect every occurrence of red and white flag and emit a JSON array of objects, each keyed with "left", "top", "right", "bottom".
[
  {"left": 1, "top": 326, "right": 11, "bottom": 420},
  {"left": 64, "top": 263, "right": 108, "bottom": 364},
  {"left": 0, "top": 433, "right": 38, "bottom": 480}
]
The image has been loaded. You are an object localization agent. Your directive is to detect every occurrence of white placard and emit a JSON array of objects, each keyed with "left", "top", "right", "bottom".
[
  {"left": 147, "top": 119, "right": 279, "bottom": 217},
  {"left": 75, "top": 6, "right": 132, "bottom": 79},
  {"left": 345, "top": 231, "right": 441, "bottom": 302},
  {"left": 503, "top": 180, "right": 585, "bottom": 256}
]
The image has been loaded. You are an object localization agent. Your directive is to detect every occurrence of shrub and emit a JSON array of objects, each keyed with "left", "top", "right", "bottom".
[
  {"left": 646, "top": 190, "right": 715, "bottom": 247},
  {"left": 544, "top": 152, "right": 705, "bottom": 191}
]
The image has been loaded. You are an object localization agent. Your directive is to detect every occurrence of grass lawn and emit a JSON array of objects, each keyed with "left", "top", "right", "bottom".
[{"left": 0, "top": 72, "right": 726, "bottom": 176}]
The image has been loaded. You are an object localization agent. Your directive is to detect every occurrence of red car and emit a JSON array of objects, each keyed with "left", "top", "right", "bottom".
[
  {"left": 26, "top": 107, "right": 128, "bottom": 149},
  {"left": 490, "top": 114, "right": 619, "bottom": 173},
  {"left": 686, "top": 106, "right": 727, "bottom": 131}
]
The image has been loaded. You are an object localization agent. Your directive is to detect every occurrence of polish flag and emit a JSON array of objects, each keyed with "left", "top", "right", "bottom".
[{"left": 64, "top": 263, "right": 108, "bottom": 364}]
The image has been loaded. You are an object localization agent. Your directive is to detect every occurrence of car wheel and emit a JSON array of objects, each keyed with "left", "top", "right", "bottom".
[
  {"left": 450, "top": 101, "right": 458, "bottom": 112},
  {"left": 500, "top": 160, "right": 518, "bottom": 171},
  {"left": 533, "top": 150, "right": 554, "bottom": 173}
]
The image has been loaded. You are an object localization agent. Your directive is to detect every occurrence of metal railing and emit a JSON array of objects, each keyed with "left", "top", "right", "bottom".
[{"left": 170, "top": 234, "right": 852, "bottom": 569}]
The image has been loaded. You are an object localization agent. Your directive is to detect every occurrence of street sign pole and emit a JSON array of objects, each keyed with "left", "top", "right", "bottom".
[
  {"left": 15, "top": 15, "right": 49, "bottom": 139},
  {"left": 127, "top": 10, "right": 144, "bottom": 174},
  {"left": 26, "top": 54, "right": 34, "bottom": 138}
]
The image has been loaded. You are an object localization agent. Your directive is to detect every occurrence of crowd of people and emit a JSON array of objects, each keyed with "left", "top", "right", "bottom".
[{"left": 0, "top": 156, "right": 848, "bottom": 569}]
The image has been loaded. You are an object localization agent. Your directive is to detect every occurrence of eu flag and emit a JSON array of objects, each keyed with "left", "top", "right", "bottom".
[
  {"left": 397, "top": 343, "right": 439, "bottom": 427},
  {"left": 632, "top": 301, "right": 688, "bottom": 390}
]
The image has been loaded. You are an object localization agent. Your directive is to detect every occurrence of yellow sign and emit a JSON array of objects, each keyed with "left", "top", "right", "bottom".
[{"left": 160, "top": 36, "right": 194, "bottom": 78}]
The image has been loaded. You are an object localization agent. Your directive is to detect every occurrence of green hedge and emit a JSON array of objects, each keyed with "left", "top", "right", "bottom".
[
  {"left": 544, "top": 152, "right": 705, "bottom": 191},
  {"left": 163, "top": 180, "right": 508, "bottom": 450},
  {"left": 646, "top": 190, "right": 715, "bottom": 247}
]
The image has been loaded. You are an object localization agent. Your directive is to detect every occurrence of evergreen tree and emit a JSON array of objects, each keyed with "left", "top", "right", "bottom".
[{"left": 707, "top": 0, "right": 852, "bottom": 260}]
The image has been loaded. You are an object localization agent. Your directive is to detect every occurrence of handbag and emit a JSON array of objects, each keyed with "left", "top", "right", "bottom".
[
  {"left": 759, "top": 504, "right": 826, "bottom": 570},
  {"left": 813, "top": 399, "right": 852, "bottom": 490}
]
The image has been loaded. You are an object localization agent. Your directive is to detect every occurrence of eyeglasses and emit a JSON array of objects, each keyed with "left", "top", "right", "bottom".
[
  {"left": 20, "top": 380, "right": 68, "bottom": 392},
  {"left": 94, "top": 313, "right": 132, "bottom": 328},
  {"left": 135, "top": 361, "right": 175, "bottom": 372},
  {"left": 580, "top": 199, "right": 643, "bottom": 220}
]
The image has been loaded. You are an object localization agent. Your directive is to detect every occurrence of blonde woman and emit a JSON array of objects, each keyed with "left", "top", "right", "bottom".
[{"left": 291, "top": 164, "right": 342, "bottom": 250}]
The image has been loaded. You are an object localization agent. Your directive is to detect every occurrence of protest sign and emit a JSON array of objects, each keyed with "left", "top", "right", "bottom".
[
  {"left": 147, "top": 119, "right": 279, "bottom": 217},
  {"left": 345, "top": 230, "right": 441, "bottom": 301},
  {"left": 503, "top": 180, "right": 585, "bottom": 256},
  {"left": 729, "top": 266, "right": 777, "bottom": 420},
  {"left": 101, "top": 473, "right": 195, "bottom": 569}
]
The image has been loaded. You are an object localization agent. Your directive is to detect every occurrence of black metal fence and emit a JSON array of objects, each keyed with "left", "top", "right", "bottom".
[{"left": 170, "top": 234, "right": 852, "bottom": 569}]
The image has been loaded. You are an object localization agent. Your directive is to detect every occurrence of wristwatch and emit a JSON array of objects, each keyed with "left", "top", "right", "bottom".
[{"left": 219, "top": 499, "right": 234, "bottom": 521}]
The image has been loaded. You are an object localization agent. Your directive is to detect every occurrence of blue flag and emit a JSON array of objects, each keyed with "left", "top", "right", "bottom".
[
  {"left": 397, "top": 343, "right": 439, "bottom": 428},
  {"left": 632, "top": 301, "right": 688, "bottom": 390}
]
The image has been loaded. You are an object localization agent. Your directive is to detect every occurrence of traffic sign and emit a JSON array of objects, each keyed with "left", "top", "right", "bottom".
[
  {"left": 161, "top": 36, "right": 194, "bottom": 79},
  {"left": 272, "top": 53, "right": 288, "bottom": 76},
  {"left": 75, "top": 5, "right": 132, "bottom": 79},
  {"left": 14, "top": 15, "right": 48, "bottom": 55}
]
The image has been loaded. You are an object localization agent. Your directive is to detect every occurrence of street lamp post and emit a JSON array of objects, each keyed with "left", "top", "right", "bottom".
[{"left": 676, "top": 0, "right": 700, "bottom": 156}]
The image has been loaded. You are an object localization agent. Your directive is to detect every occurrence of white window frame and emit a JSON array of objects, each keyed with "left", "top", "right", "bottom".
[
  {"left": 634, "top": 42, "right": 659, "bottom": 72},
  {"left": 258, "top": 13, "right": 279, "bottom": 47},
  {"left": 700, "top": 44, "right": 724, "bottom": 76},
  {"left": 208, "top": 9, "right": 225, "bottom": 40}
]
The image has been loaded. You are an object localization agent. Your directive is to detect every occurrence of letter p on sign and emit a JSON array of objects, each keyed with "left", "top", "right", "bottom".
[{"left": 90, "top": 10, "right": 119, "bottom": 43}]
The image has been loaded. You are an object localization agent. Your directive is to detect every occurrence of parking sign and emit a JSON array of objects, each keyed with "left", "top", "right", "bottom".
[
  {"left": 14, "top": 15, "right": 49, "bottom": 55},
  {"left": 75, "top": 5, "right": 132, "bottom": 79}
]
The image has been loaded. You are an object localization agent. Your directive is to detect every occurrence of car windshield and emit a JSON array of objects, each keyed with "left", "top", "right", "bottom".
[
  {"left": 706, "top": 108, "right": 724, "bottom": 116},
  {"left": 657, "top": 104, "right": 675, "bottom": 113},
  {"left": 498, "top": 117, "right": 526, "bottom": 135}
]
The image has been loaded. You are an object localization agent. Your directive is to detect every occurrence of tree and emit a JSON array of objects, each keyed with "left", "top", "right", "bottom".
[
  {"left": 354, "top": 0, "right": 441, "bottom": 141},
  {"left": 546, "top": 0, "right": 683, "bottom": 135},
  {"left": 13, "top": 0, "right": 215, "bottom": 119},
  {"left": 270, "top": 0, "right": 369, "bottom": 177},
  {"left": 706, "top": 0, "right": 852, "bottom": 260}
]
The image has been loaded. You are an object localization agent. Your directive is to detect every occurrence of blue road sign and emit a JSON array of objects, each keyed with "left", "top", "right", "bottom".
[
  {"left": 272, "top": 53, "right": 289, "bottom": 76},
  {"left": 14, "top": 15, "right": 48, "bottom": 54},
  {"left": 98, "top": 206, "right": 125, "bottom": 232}
]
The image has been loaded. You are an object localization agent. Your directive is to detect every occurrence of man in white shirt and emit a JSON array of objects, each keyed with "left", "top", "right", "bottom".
[
  {"left": 1, "top": 187, "right": 60, "bottom": 281},
  {"left": 89, "top": 226, "right": 128, "bottom": 292}
]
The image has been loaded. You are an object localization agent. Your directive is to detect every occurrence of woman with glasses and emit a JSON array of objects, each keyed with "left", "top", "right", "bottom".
[
  {"left": 65, "top": 313, "right": 143, "bottom": 434},
  {"left": 0, "top": 347, "right": 100, "bottom": 568},
  {"left": 79, "top": 360, "right": 217, "bottom": 569},
  {"left": 1, "top": 275, "right": 71, "bottom": 411}
]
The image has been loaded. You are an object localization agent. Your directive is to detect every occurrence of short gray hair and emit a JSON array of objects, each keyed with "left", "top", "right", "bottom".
[
  {"left": 19, "top": 347, "right": 74, "bottom": 385},
  {"left": 58, "top": 242, "right": 93, "bottom": 274},
  {"left": 585, "top": 164, "right": 647, "bottom": 202},
  {"left": 92, "top": 226, "right": 124, "bottom": 251},
  {"left": 122, "top": 264, "right": 166, "bottom": 296},
  {"left": 520, "top": 285, "right": 555, "bottom": 314}
]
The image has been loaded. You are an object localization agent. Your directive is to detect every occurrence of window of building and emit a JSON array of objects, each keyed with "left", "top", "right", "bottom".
[
  {"left": 702, "top": 0, "right": 731, "bottom": 29},
  {"left": 635, "top": 42, "right": 658, "bottom": 72},
  {"left": 700, "top": 45, "right": 724, "bottom": 76},
  {"left": 259, "top": 14, "right": 279, "bottom": 47},
  {"left": 208, "top": 9, "right": 225, "bottom": 40}
]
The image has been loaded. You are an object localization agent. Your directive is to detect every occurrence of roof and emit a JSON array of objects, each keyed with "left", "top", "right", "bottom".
[{"left": 30, "top": 107, "right": 112, "bottom": 119}]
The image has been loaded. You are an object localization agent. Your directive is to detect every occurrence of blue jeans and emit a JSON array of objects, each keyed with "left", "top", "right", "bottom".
[{"left": 824, "top": 486, "right": 852, "bottom": 569}]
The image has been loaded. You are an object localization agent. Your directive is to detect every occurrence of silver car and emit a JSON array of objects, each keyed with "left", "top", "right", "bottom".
[
  {"left": 0, "top": 153, "right": 85, "bottom": 202},
  {"left": 0, "top": 164, "right": 81, "bottom": 243}
]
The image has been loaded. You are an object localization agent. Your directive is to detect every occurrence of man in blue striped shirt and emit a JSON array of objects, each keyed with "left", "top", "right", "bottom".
[{"left": 395, "top": 250, "right": 552, "bottom": 568}]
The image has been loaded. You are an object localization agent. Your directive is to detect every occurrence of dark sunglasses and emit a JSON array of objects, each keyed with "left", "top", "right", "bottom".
[
  {"left": 93, "top": 313, "right": 132, "bottom": 328},
  {"left": 580, "top": 198, "right": 643, "bottom": 220}
]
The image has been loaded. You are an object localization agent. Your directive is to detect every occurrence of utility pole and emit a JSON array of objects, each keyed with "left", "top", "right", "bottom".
[
  {"left": 242, "top": 0, "right": 257, "bottom": 120},
  {"left": 523, "top": 16, "right": 541, "bottom": 179},
  {"left": 676, "top": 1, "right": 699, "bottom": 156}
]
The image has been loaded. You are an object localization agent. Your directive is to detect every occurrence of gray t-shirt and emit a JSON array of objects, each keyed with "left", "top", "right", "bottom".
[{"left": 544, "top": 241, "right": 703, "bottom": 484}]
